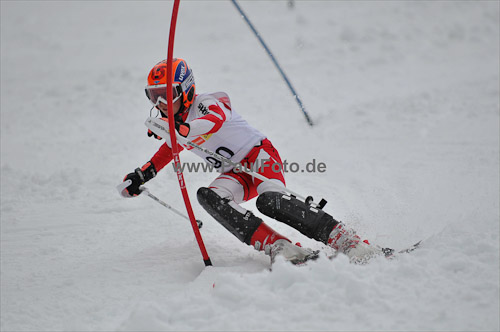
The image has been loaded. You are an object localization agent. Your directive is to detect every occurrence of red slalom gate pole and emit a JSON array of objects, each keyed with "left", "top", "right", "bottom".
[{"left": 166, "top": 0, "right": 212, "bottom": 266}]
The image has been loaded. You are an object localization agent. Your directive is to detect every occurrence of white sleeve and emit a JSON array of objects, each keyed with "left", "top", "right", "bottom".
[{"left": 186, "top": 95, "right": 232, "bottom": 138}]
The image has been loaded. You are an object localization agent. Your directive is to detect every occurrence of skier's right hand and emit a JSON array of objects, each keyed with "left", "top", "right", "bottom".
[
  {"left": 122, "top": 170, "right": 143, "bottom": 197},
  {"left": 147, "top": 129, "right": 162, "bottom": 140},
  {"left": 121, "top": 162, "right": 157, "bottom": 197}
]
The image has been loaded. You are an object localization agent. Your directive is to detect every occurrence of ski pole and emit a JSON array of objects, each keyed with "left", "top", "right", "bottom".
[
  {"left": 140, "top": 187, "right": 203, "bottom": 229},
  {"left": 231, "top": 0, "right": 313, "bottom": 127},
  {"left": 175, "top": 133, "right": 327, "bottom": 209},
  {"left": 116, "top": 181, "right": 203, "bottom": 229},
  {"left": 145, "top": 117, "right": 327, "bottom": 210}
]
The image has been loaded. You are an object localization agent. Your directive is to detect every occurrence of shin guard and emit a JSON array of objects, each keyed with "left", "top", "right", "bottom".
[
  {"left": 256, "top": 191, "right": 340, "bottom": 244},
  {"left": 197, "top": 187, "right": 263, "bottom": 245}
]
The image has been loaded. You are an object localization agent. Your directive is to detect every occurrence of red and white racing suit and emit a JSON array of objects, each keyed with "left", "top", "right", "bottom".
[{"left": 149, "top": 92, "right": 286, "bottom": 204}]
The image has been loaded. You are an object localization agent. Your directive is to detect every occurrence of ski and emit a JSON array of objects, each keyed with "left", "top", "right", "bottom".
[
  {"left": 322, "top": 240, "right": 423, "bottom": 264},
  {"left": 381, "top": 240, "right": 423, "bottom": 259},
  {"left": 398, "top": 240, "right": 422, "bottom": 254}
]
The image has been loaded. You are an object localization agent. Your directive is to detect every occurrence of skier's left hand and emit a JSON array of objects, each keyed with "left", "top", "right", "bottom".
[
  {"left": 160, "top": 118, "right": 191, "bottom": 137},
  {"left": 175, "top": 122, "right": 190, "bottom": 137},
  {"left": 154, "top": 117, "right": 190, "bottom": 138}
]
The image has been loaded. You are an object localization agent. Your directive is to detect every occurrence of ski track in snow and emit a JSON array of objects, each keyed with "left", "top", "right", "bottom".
[{"left": 1, "top": 1, "right": 499, "bottom": 331}]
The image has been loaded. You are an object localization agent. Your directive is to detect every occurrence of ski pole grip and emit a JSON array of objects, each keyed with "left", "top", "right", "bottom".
[
  {"left": 116, "top": 179, "right": 132, "bottom": 197},
  {"left": 318, "top": 199, "right": 327, "bottom": 209}
]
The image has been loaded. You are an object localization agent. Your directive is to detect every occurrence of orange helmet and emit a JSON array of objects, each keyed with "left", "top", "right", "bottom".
[{"left": 145, "top": 58, "right": 196, "bottom": 113}]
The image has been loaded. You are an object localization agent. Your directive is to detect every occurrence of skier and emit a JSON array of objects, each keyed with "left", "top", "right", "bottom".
[{"left": 120, "top": 58, "right": 381, "bottom": 264}]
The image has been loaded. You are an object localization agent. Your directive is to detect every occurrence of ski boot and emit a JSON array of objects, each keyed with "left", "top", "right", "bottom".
[
  {"left": 269, "top": 239, "right": 319, "bottom": 265},
  {"left": 328, "top": 222, "right": 383, "bottom": 264}
]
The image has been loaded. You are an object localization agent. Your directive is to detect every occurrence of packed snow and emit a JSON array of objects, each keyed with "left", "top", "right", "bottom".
[{"left": 1, "top": 1, "right": 499, "bottom": 331}]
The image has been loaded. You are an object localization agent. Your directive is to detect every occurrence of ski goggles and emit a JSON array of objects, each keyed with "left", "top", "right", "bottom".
[{"left": 145, "top": 84, "right": 183, "bottom": 106}]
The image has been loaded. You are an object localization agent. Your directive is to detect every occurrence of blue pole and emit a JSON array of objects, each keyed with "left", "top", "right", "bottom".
[{"left": 231, "top": 0, "right": 314, "bottom": 126}]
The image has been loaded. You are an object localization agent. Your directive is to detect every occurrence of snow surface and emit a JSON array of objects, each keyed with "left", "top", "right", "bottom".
[{"left": 1, "top": 1, "right": 499, "bottom": 331}]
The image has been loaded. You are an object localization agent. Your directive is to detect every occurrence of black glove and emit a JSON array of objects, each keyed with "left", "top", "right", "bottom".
[
  {"left": 148, "top": 117, "right": 189, "bottom": 138},
  {"left": 147, "top": 129, "right": 162, "bottom": 140},
  {"left": 172, "top": 114, "right": 190, "bottom": 138},
  {"left": 122, "top": 162, "right": 157, "bottom": 197},
  {"left": 175, "top": 122, "right": 190, "bottom": 137}
]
